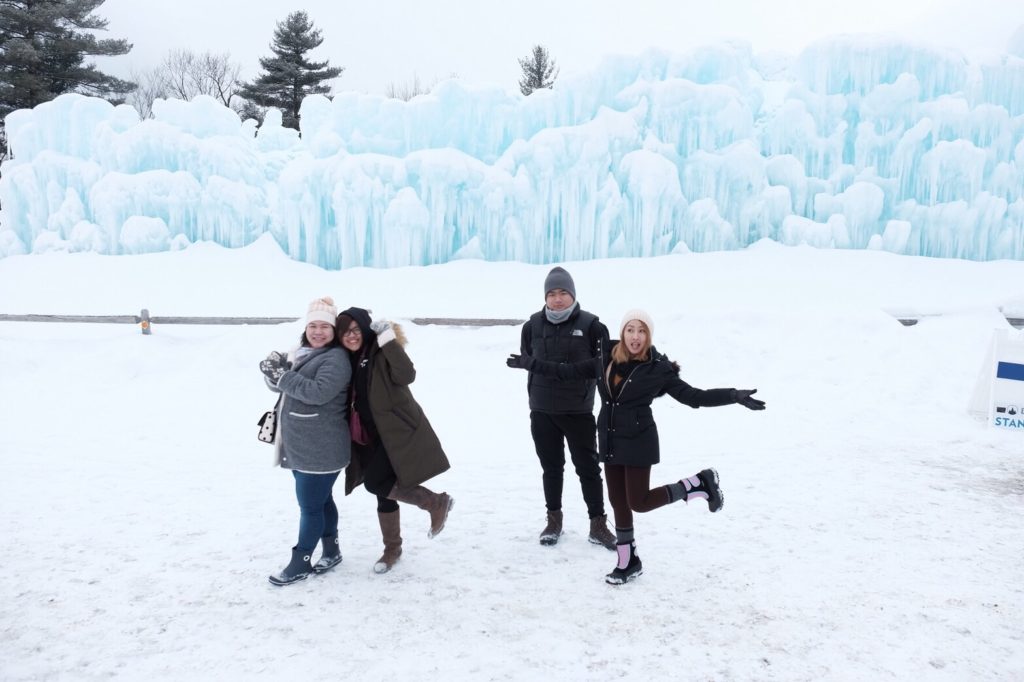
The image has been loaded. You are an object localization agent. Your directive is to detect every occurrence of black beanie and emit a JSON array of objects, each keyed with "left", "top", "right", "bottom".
[{"left": 544, "top": 266, "right": 576, "bottom": 299}]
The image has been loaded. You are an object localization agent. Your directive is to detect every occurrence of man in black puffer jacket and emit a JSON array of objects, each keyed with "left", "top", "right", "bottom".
[{"left": 507, "top": 267, "right": 616, "bottom": 550}]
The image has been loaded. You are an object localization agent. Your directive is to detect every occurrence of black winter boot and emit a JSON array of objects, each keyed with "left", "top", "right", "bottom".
[
  {"left": 695, "top": 468, "right": 724, "bottom": 513},
  {"left": 313, "top": 535, "right": 342, "bottom": 574},
  {"left": 268, "top": 547, "right": 314, "bottom": 586},
  {"left": 605, "top": 541, "right": 643, "bottom": 585},
  {"left": 668, "top": 468, "right": 724, "bottom": 513}
]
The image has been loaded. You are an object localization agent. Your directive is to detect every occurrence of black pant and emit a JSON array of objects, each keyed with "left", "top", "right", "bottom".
[
  {"left": 530, "top": 411, "right": 605, "bottom": 518},
  {"left": 355, "top": 438, "right": 399, "bottom": 514}
]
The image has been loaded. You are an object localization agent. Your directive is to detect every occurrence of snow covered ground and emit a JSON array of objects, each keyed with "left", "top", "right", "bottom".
[{"left": 1, "top": 239, "right": 1022, "bottom": 680}]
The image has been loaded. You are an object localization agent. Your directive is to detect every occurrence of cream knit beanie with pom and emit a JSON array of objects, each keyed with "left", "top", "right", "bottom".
[{"left": 306, "top": 296, "right": 338, "bottom": 326}]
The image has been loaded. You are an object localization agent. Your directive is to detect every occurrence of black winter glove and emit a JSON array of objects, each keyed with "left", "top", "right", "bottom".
[
  {"left": 733, "top": 388, "right": 766, "bottom": 410},
  {"left": 506, "top": 353, "right": 535, "bottom": 371},
  {"left": 260, "top": 357, "right": 287, "bottom": 385}
]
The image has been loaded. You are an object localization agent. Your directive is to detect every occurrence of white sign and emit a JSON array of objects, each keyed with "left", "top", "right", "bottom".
[{"left": 970, "top": 330, "right": 1024, "bottom": 431}]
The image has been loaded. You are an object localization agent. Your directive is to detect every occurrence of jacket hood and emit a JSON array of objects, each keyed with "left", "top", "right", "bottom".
[{"left": 339, "top": 306, "right": 408, "bottom": 349}]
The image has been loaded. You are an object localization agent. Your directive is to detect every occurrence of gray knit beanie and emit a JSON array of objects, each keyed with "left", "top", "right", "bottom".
[{"left": 544, "top": 267, "right": 576, "bottom": 299}]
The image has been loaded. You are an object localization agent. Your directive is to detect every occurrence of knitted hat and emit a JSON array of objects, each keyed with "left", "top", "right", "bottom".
[
  {"left": 619, "top": 309, "right": 654, "bottom": 338},
  {"left": 306, "top": 296, "right": 337, "bottom": 326},
  {"left": 544, "top": 266, "right": 576, "bottom": 299}
]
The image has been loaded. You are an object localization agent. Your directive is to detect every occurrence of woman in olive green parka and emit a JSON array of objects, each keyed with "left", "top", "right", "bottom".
[{"left": 337, "top": 306, "right": 453, "bottom": 574}]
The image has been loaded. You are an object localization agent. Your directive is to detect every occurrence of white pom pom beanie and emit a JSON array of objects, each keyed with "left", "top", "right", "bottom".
[
  {"left": 306, "top": 296, "right": 338, "bottom": 326},
  {"left": 619, "top": 309, "right": 654, "bottom": 338}
]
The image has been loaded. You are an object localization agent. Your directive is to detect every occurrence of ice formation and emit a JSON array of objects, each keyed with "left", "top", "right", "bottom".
[{"left": 1, "top": 37, "right": 1022, "bottom": 267}]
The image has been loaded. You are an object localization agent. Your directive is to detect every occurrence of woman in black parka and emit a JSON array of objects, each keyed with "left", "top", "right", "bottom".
[{"left": 508, "top": 308, "right": 766, "bottom": 585}]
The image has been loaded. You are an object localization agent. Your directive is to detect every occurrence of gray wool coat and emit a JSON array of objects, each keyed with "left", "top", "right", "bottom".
[{"left": 267, "top": 345, "right": 352, "bottom": 473}]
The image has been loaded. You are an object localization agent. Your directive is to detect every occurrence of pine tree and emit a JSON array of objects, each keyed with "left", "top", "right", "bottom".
[
  {"left": 0, "top": 0, "right": 134, "bottom": 120},
  {"left": 518, "top": 45, "right": 559, "bottom": 96},
  {"left": 237, "top": 11, "right": 343, "bottom": 130}
]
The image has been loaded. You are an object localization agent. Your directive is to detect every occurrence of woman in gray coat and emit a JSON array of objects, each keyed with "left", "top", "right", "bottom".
[{"left": 260, "top": 296, "right": 352, "bottom": 586}]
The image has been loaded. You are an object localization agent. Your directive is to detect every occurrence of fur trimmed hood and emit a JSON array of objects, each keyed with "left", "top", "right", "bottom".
[{"left": 388, "top": 321, "right": 408, "bottom": 347}]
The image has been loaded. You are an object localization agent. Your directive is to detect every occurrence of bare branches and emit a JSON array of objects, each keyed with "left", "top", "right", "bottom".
[{"left": 127, "top": 49, "right": 243, "bottom": 118}]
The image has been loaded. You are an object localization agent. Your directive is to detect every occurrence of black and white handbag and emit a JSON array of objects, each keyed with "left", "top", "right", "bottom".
[{"left": 257, "top": 397, "right": 281, "bottom": 443}]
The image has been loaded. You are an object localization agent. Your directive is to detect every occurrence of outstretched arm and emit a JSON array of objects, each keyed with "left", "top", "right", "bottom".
[
  {"left": 663, "top": 375, "right": 736, "bottom": 408},
  {"left": 506, "top": 353, "right": 602, "bottom": 379},
  {"left": 664, "top": 375, "right": 766, "bottom": 410}
]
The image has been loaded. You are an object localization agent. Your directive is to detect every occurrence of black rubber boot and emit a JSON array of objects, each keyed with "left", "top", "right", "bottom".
[
  {"left": 313, "top": 535, "right": 342, "bottom": 574},
  {"left": 268, "top": 547, "right": 314, "bottom": 586}
]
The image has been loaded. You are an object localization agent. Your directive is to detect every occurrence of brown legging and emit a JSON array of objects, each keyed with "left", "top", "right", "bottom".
[{"left": 604, "top": 464, "right": 672, "bottom": 529}]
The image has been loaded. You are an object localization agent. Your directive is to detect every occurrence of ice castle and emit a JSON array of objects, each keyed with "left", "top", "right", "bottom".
[{"left": 1, "top": 37, "right": 1022, "bottom": 267}]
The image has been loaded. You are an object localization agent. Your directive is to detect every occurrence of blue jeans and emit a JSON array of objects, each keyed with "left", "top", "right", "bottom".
[{"left": 293, "top": 471, "right": 340, "bottom": 552}]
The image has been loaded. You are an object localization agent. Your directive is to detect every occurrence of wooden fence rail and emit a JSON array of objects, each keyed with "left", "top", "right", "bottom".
[
  {"left": 0, "top": 313, "right": 1020, "bottom": 328},
  {"left": 0, "top": 313, "right": 527, "bottom": 326}
]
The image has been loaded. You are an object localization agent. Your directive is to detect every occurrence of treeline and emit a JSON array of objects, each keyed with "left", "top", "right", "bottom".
[{"left": 0, "top": 0, "right": 559, "bottom": 159}]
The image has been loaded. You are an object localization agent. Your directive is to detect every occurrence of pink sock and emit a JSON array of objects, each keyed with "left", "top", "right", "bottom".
[
  {"left": 616, "top": 543, "right": 631, "bottom": 569},
  {"left": 681, "top": 475, "right": 707, "bottom": 503}
]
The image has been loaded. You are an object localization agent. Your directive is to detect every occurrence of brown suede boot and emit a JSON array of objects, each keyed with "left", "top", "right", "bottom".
[
  {"left": 373, "top": 509, "right": 403, "bottom": 574},
  {"left": 588, "top": 514, "right": 616, "bottom": 550},
  {"left": 388, "top": 485, "right": 454, "bottom": 538},
  {"left": 539, "top": 509, "right": 563, "bottom": 546}
]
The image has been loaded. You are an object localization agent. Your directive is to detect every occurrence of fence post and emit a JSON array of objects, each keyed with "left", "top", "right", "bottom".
[{"left": 140, "top": 309, "right": 151, "bottom": 335}]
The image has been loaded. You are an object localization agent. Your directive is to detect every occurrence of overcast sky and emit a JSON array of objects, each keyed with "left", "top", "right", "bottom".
[{"left": 95, "top": 0, "right": 1024, "bottom": 95}]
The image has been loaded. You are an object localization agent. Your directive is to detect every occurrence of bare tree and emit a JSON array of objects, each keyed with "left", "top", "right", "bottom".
[
  {"left": 126, "top": 68, "right": 166, "bottom": 119},
  {"left": 384, "top": 72, "right": 459, "bottom": 101},
  {"left": 128, "top": 49, "right": 243, "bottom": 118},
  {"left": 385, "top": 73, "right": 428, "bottom": 101}
]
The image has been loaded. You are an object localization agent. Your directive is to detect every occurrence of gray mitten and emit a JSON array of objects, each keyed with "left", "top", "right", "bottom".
[
  {"left": 260, "top": 357, "right": 287, "bottom": 384},
  {"left": 266, "top": 351, "right": 292, "bottom": 370}
]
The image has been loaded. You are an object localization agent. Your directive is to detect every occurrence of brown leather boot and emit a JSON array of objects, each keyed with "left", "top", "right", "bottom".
[
  {"left": 388, "top": 485, "right": 454, "bottom": 538},
  {"left": 373, "top": 509, "right": 403, "bottom": 574},
  {"left": 588, "top": 514, "right": 616, "bottom": 550},
  {"left": 539, "top": 509, "right": 563, "bottom": 546}
]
